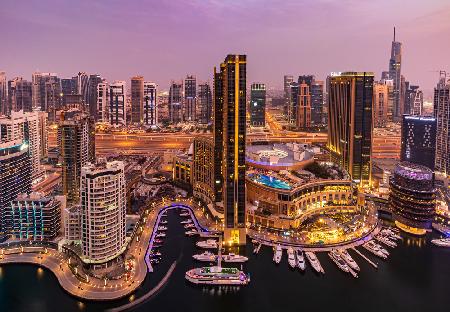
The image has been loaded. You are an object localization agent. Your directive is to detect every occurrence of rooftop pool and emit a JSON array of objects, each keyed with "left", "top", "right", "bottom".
[{"left": 252, "top": 174, "right": 292, "bottom": 190}]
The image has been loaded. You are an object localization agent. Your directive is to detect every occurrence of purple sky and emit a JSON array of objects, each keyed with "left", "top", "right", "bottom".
[{"left": 1, "top": 0, "right": 449, "bottom": 94}]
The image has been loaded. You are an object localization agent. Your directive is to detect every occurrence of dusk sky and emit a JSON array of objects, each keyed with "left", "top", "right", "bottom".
[{"left": 1, "top": 0, "right": 449, "bottom": 94}]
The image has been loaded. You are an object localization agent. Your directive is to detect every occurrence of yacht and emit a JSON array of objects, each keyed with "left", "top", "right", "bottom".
[
  {"left": 180, "top": 212, "right": 190, "bottom": 217},
  {"left": 305, "top": 251, "right": 324, "bottom": 273},
  {"left": 273, "top": 245, "right": 282, "bottom": 264},
  {"left": 193, "top": 251, "right": 217, "bottom": 262},
  {"left": 328, "top": 250, "right": 350, "bottom": 273},
  {"left": 185, "top": 230, "right": 198, "bottom": 236},
  {"left": 160, "top": 220, "right": 168, "bottom": 224},
  {"left": 156, "top": 233, "right": 166, "bottom": 238},
  {"left": 287, "top": 247, "right": 296, "bottom": 268},
  {"left": 431, "top": 238, "right": 450, "bottom": 247},
  {"left": 196, "top": 239, "right": 218, "bottom": 249},
  {"left": 158, "top": 226, "right": 167, "bottom": 231},
  {"left": 381, "top": 229, "right": 402, "bottom": 240},
  {"left": 222, "top": 253, "right": 249, "bottom": 263},
  {"left": 154, "top": 239, "right": 163, "bottom": 244},
  {"left": 184, "top": 224, "right": 195, "bottom": 229},
  {"left": 181, "top": 220, "right": 192, "bottom": 224},
  {"left": 370, "top": 241, "right": 390, "bottom": 256},
  {"left": 185, "top": 266, "right": 250, "bottom": 285},
  {"left": 338, "top": 249, "right": 360, "bottom": 271},
  {"left": 295, "top": 249, "right": 306, "bottom": 271},
  {"left": 376, "top": 235, "right": 397, "bottom": 248},
  {"left": 150, "top": 258, "right": 160, "bottom": 264},
  {"left": 148, "top": 251, "right": 161, "bottom": 257},
  {"left": 363, "top": 241, "right": 387, "bottom": 259}
]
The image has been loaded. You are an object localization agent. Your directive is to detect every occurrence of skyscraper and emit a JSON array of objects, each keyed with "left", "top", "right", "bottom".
[
  {"left": 184, "top": 75, "right": 196, "bottom": 121},
  {"left": 193, "top": 137, "right": 215, "bottom": 205},
  {"left": 288, "top": 82, "right": 299, "bottom": 128},
  {"left": 0, "top": 140, "right": 32, "bottom": 241},
  {"left": 75, "top": 72, "right": 89, "bottom": 106},
  {"left": 87, "top": 74, "right": 103, "bottom": 120},
  {"left": 58, "top": 109, "right": 94, "bottom": 202},
  {"left": 401, "top": 115, "right": 436, "bottom": 170},
  {"left": 143, "top": 82, "right": 157, "bottom": 126},
  {"left": 296, "top": 81, "right": 311, "bottom": 129},
  {"left": 283, "top": 75, "right": 294, "bottom": 115},
  {"left": 373, "top": 81, "right": 389, "bottom": 127},
  {"left": 7, "top": 77, "right": 32, "bottom": 113},
  {"left": 32, "top": 72, "right": 61, "bottom": 118},
  {"left": 131, "top": 76, "right": 144, "bottom": 124},
  {"left": 311, "top": 80, "right": 324, "bottom": 125},
  {"left": 96, "top": 81, "right": 109, "bottom": 123},
  {"left": 169, "top": 81, "right": 183, "bottom": 124},
  {"left": 250, "top": 83, "right": 266, "bottom": 127},
  {"left": 197, "top": 83, "right": 212, "bottom": 124},
  {"left": 434, "top": 73, "right": 450, "bottom": 176},
  {"left": 80, "top": 161, "right": 126, "bottom": 263},
  {"left": 213, "top": 68, "right": 224, "bottom": 204},
  {"left": 0, "top": 72, "right": 7, "bottom": 115},
  {"left": 388, "top": 28, "right": 402, "bottom": 121},
  {"left": 327, "top": 72, "right": 374, "bottom": 187},
  {"left": 109, "top": 81, "right": 127, "bottom": 126},
  {"left": 215, "top": 54, "right": 247, "bottom": 245},
  {"left": 404, "top": 84, "right": 423, "bottom": 116}
]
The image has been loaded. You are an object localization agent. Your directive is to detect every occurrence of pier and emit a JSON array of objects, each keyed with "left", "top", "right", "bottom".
[{"left": 351, "top": 247, "right": 378, "bottom": 269}]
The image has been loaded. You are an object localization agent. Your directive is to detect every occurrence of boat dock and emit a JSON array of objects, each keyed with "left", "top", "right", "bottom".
[{"left": 351, "top": 247, "right": 378, "bottom": 269}]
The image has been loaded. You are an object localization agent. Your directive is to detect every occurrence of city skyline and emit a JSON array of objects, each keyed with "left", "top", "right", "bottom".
[{"left": 1, "top": 1, "right": 450, "bottom": 93}]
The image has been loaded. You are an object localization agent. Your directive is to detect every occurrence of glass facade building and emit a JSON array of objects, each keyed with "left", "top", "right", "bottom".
[{"left": 250, "top": 83, "right": 266, "bottom": 127}]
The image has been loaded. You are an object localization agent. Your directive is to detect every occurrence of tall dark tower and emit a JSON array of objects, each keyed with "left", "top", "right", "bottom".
[
  {"left": 327, "top": 72, "right": 374, "bottom": 187},
  {"left": 214, "top": 54, "right": 247, "bottom": 245},
  {"left": 389, "top": 27, "right": 402, "bottom": 120}
]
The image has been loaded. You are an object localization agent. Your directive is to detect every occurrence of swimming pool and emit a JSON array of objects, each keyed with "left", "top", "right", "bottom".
[{"left": 253, "top": 174, "right": 292, "bottom": 190}]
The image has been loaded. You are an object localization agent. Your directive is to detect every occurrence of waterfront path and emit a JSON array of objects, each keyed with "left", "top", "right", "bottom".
[{"left": 0, "top": 198, "right": 214, "bottom": 301}]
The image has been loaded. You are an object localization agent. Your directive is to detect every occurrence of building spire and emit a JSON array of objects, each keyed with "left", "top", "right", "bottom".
[{"left": 393, "top": 26, "right": 396, "bottom": 42}]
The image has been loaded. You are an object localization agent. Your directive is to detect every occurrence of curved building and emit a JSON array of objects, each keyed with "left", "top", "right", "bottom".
[
  {"left": 80, "top": 161, "right": 126, "bottom": 264},
  {"left": 389, "top": 162, "right": 436, "bottom": 235}
]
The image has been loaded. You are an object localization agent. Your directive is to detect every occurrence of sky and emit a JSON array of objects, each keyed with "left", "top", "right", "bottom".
[{"left": 1, "top": 0, "right": 449, "bottom": 95}]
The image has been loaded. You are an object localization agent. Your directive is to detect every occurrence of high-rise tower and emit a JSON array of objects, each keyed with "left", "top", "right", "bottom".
[
  {"left": 327, "top": 72, "right": 374, "bottom": 187},
  {"left": 434, "top": 72, "right": 450, "bottom": 176},
  {"left": 388, "top": 27, "right": 402, "bottom": 121},
  {"left": 215, "top": 54, "right": 247, "bottom": 245},
  {"left": 131, "top": 76, "right": 144, "bottom": 124},
  {"left": 250, "top": 83, "right": 266, "bottom": 127}
]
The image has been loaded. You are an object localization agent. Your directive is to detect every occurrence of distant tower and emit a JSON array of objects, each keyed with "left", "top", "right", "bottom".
[
  {"left": 250, "top": 83, "right": 266, "bottom": 127},
  {"left": 184, "top": 75, "right": 197, "bottom": 121},
  {"left": 296, "top": 80, "right": 311, "bottom": 129},
  {"left": 434, "top": 72, "right": 450, "bottom": 176},
  {"left": 143, "top": 82, "right": 157, "bottom": 126},
  {"left": 8, "top": 77, "right": 33, "bottom": 113},
  {"left": 96, "top": 81, "right": 109, "bottom": 123},
  {"left": 169, "top": 81, "right": 183, "bottom": 124},
  {"left": 373, "top": 81, "right": 389, "bottom": 127},
  {"left": 328, "top": 72, "right": 374, "bottom": 187},
  {"left": 283, "top": 75, "right": 294, "bottom": 115},
  {"left": 109, "top": 81, "right": 127, "bottom": 126},
  {"left": 215, "top": 54, "right": 247, "bottom": 246},
  {"left": 197, "top": 83, "right": 212, "bottom": 124},
  {"left": 0, "top": 72, "right": 7, "bottom": 115},
  {"left": 388, "top": 27, "right": 403, "bottom": 121},
  {"left": 311, "top": 80, "right": 324, "bottom": 125},
  {"left": 131, "top": 76, "right": 144, "bottom": 124}
]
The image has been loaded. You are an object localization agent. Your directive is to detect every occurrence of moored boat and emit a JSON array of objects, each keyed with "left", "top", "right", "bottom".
[
  {"left": 295, "top": 249, "right": 306, "bottom": 271},
  {"left": 222, "top": 253, "right": 248, "bottom": 263},
  {"left": 287, "top": 247, "right": 296, "bottom": 268},
  {"left": 305, "top": 251, "right": 324, "bottom": 273},
  {"left": 185, "top": 266, "right": 250, "bottom": 285},
  {"left": 196, "top": 239, "right": 218, "bottom": 249}
]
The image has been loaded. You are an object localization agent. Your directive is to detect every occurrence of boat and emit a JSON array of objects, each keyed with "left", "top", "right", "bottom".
[
  {"left": 158, "top": 226, "right": 167, "bottom": 231},
  {"left": 222, "top": 253, "right": 248, "bottom": 263},
  {"left": 160, "top": 220, "right": 168, "bottom": 224},
  {"left": 287, "top": 247, "right": 296, "bottom": 268},
  {"left": 338, "top": 249, "right": 360, "bottom": 271},
  {"left": 305, "top": 251, "right": 324, "bottom": 273},
  {"left": 154, "top": 239, "right": 163, "bottom": 244},
  {"left": 193, "top": 251, "right": 217, "bottom": 262},
  {"left": 431, "top": 238, "right": 450, "bottom": 247},
  {"left": 362, "top": 241, "right": 387, "bottom": 259},
  {"left": 180, "top": 212, "right": 190, "bottom": 217},
  {"left": 196, "top": 239, "right": 218, "bottom": 249},
  {"left": 184, "top": 224, "right": 195, "bottom": 229},
  {"left": 185, "top": 266, "right": 250, "bottom": 285},
  {"left": 156, "top": 233, "right": 166, "bottom": 238},
  {"left": 380, "top": 229, "right": 402, "bottom": 240},
  {"left": 148, "top": 251, "right": 161, "bottom": 257},
  {"left": 273, "top": 245, "right": 282, "bottom": 264},
  {"left": 181, "top": 220, "right": 192, "bottom": 224},
  {"left": 369, "top": 241, "right": 389, "bottom": 256},
  {"left": 376, "top": 235, "right": 397, "bottom": 248},
  {"left": 253, "top": 243, "right": 262, "bottom": 254},
  {"left": 328, "top": 250, "right": 349, "bottom": 273},
  {"left": 185, "top": 230, "right": 198, "bottom": 236},
  {"left": 295, "top": 249, "right": 306, "bottom": 271}
]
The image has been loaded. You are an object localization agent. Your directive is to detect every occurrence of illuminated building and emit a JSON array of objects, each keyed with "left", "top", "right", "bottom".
[
  {"left": 173, "top": 153, "right": 192, "bottom": 187},
  {"left": 131, "top": 76, "right": 144, "bottom": 124},
  {"left": 80, "top": 161, "right": 126, "bottom": 264},
  {"left": 373, "top": 82, "right": 389, "bottom": 127},
  {"left": 169, "top": 81, "right": 183, "bottom": 124},
  {"left": 58, "top": 110, "right": 94, "bottom": 202},
  {"left": 32, "top": 72, "right": 62, "bottom": 121},
  {"left": 143, "top": 82, "right": 157, "bottom": 126},
  {"left": 109, "top": 81, "right": 127, "bottom": 126},
  {"left": 87, "top": 74, "right": 103, "bottom": 120},
  {"left": 404, "top": 84, "right": 423, "bottom": 116},
  {"left": 0, "top": 140, "right": 32, "bottom": 241},
  {"left": 283, "top": 75, "right": 294, "bottom": 114},
  {"left": 250, "top": 83, "right": 266, "bottom": 127},
  {"left": 311, "top": 80, "right": 324, "bottom": 125},
  {"left": 37, "top": 111, "right": 48, "bottom": 160},
  {"left": 193, "top": 137, "right": 215, "bottom": 205},
  {"left": 215, "top": 54, "right": 247, "bottom": 245},
  {"left": 213, "top": 66, "right": 224, "bottom": 203},
  {"left": 327, "top": 72, "right": 374, "bottom": 186},
  {"left": 288, "top": 82, "right": 298, "bottom": 128},
  {"left": 7, "top": 193, "right": 62, "bottom": 240},
  {"left": 0, "top": 71, "right": 6, "bottom": 115},
  {"left": 96, "top": 81, "right": 109, "bottom": 123},
  {"left": 401, "top": 115, "right": 436, "bottom": 170},
  {"left": 296, "top": 81, "right": 311, "bottom": 129},
  {"left": 197, "top": 83, "right": 212, "bottom": 124},
  {"left": 389, "top": 162, "right": 435, "bottom": 235},
  {"left": 7, "top": 77, "right": 32, "bottom": 113},
  {"left": 434, "top": 73, "right": 450, "bottom": 176},
  {"left": 184, "top": 75, "right": 196, "bottom": 121},
  {"left": 388, "top": 28, "right": 403, "bottom": 121}
]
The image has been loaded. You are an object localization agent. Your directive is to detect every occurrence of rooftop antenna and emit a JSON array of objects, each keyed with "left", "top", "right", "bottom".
[{"left": 393, "top": 27, "right": 396, "bottom": 42}]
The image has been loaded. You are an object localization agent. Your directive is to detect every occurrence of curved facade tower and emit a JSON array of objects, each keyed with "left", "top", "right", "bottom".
[{"left": 389, "top": 162, "right": 436, "bottom": 235}]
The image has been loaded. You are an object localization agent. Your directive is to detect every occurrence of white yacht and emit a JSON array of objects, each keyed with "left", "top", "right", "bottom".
[
  {"left": 222, "top": 253, "right": 249, "bottom": 263},
  {"left": 196, "top": 239, "right": 218, "bottom": 249},
  {"left": 376, "top": 235, "right": 397, "bottom": 248},
  {"left": 160, "top": 220, "right": 168, "bottom": 224},
  {"left": 185, "top": 230, "right": 198, "bottom": 236},
  {"left": 158, "top": 226, "right": 167, "bottom": 231},
  {"left": 180, "top": 212, "right": 190, "bottom": 217},
  {"left": 156, "top": 232, "right": 166, "bottom": 238},
  {"left": 185, "top": 266, "right": 250, "bottom": 285},
  {"left": 338, "top": 249, "right": 360, "bottom": 271},
  {"left": 305, "top": 251, "right": 324, "bottom": 273},
  {"left": 181, "top": 220, "right": 192, "bottom": 224},
  {"left": 287, "top": 247, "right": 296, "bottom": 268},
  {"left": 363, "top": 241, "right": 388, "bottom": 259},
  {"left": 431, "top": 238, "right": 450, "bottom": 247},
  {"left": 329, "top": 250, "right": 357, "bottom": 278},
  {"left": 295, "top": 249, "right": 306, "bottom": 271},
  {"left": 273, "top": 245, "right": 282, "bottom": 264},
  {"left": 193, "top": 251, "right": 217, "bottom": 262},
  {"left": 184, "top": 224, "right": 195, "bottom": 229}
]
